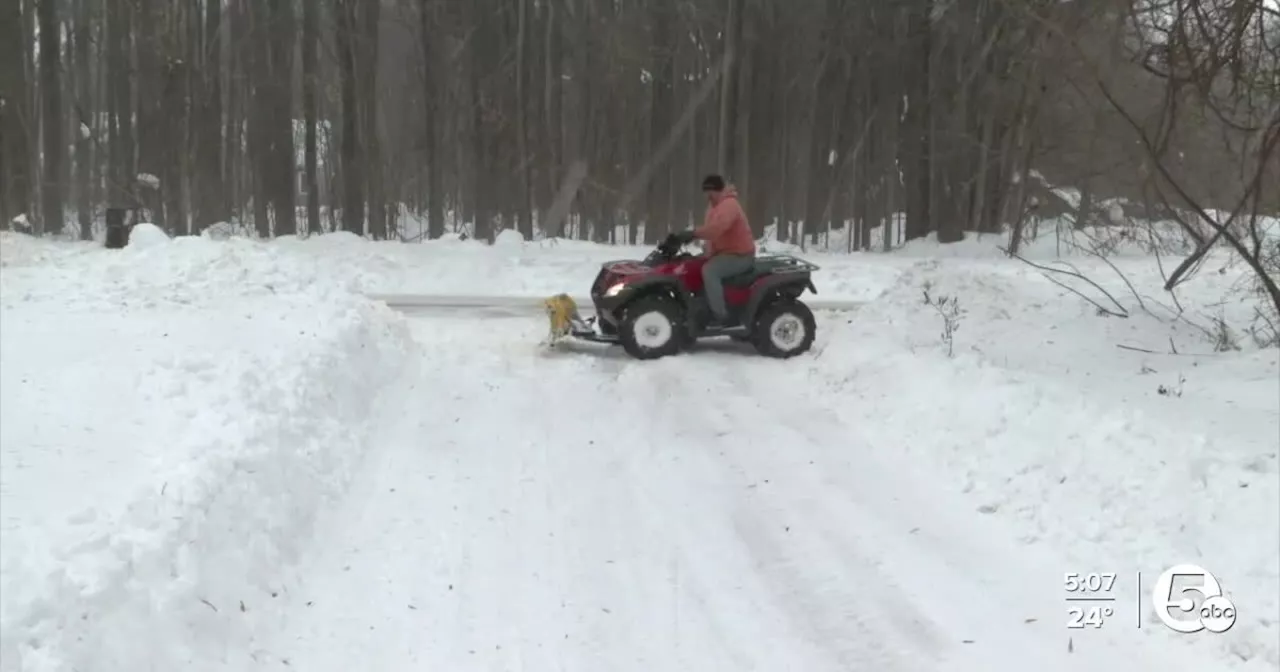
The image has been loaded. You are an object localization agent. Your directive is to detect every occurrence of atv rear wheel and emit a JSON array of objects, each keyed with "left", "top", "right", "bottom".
[
  {"left": 619, "top": 296, "right": 686, "bottom": 360},
  {"left": 751, "top": 300, "right": 815, "bottom": 358}
]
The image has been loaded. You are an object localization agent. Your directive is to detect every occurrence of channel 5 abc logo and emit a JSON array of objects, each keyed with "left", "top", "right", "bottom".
[{"left": 1151, "top": 564, "right": 1237, "bottom": 634}]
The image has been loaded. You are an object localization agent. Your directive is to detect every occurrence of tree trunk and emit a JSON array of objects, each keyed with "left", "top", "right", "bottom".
[
  {"left": 193, "top": 0, "right": 225, "bottom": 231},
  {"left": 338, "top": 0, "right": 363, "bottom": 235},
  {"left": 162, "top": 55, "right": 189, "bottom": 236},
  {"left": 226, "top": 0, "right": 247, "bottom": 224},
  {"left": 644, "top": 0, "right": 675, "bottom": 244},
  {"left": 421, "top": 0, "right": 444, "bottom": 239},
  {"left": 361, "top": 0, "right": 384, "bottom": 239},
  {"left": 802, "top": 0, "right": 843, "bottom": 247},
  {"left": 545, "top": 0, "right": 566, "bottom": 231},
  {"left": 1, "top": 0, "right": 32, "bottom": 228},
  {"left": 107, "top": 0, "right": 134, "bottom": 211},
  {"left": 901, "top": 0, "right": 933, "bottom": 242},
  {"left": 515, "top": 0, "right": 534, "bottom": 240},
  {"left": 468, "top": 0, "right": 491, "bottom": 241},
  {"left": 247, "top": 2, "right": 270, "bottom": 235},
  {"left": 732, "top": 0, "right": 753, "bottom": 208},
  {"left": 303, "top": 0, "right": 320, "bottom": 234},
  {"left": 73, "top": 0, "right": 93, "bottom": 239},
  {"left": 136, "top": 1, "right": 166, "bottom": 229},
  {"left": 38, "top": 0, "right": 64, "bottom": 235},
  {"left": 716, "top": 0, "right": 740, "bottom": 174},
  {"left": 268, "top": 0, "right": 297, "bottom": 237}
]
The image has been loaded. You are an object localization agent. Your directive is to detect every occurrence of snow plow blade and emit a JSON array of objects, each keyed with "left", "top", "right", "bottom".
[{"left": 543, "top": 293, "right": 618, "bottom": 344}]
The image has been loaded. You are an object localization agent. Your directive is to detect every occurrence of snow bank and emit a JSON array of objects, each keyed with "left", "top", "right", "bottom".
[
  {"left": 795, "top": 259, "right": 1278, "bottom": 668},
  {"left": 2, "top": 229, "right": 392, "bottom": 310},
  {"left": 126, "top": 222, "right": 169, "bottom": 249},
  {"left": 493, "top": 227, "right": 527, "bottom": 247},
  {"left": 0, "top": 232, "right": 416, "bottom": 671}
]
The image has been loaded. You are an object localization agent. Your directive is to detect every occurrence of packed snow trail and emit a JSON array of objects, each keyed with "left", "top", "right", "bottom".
[{"left": 247, "top": 314, "right": 1227, "bottom": 672}]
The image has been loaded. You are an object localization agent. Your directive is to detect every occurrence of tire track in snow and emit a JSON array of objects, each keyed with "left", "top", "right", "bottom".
[
  {"left": 259, "top": 318, "right": 860, "bottom": 671},
  {"left": 595, "top": 357, "right": 845, "bottom": 670},
  {"left": 715, "top": 355, "right": 1232, "bottom": 670},
  {"left": 641, "top": 356, "right": 944, "bottom": 669},
  {"left": 497, "top": 336, "right": 897, "bottom": 671},
  {"left": 727, "top": 376, "right": 1079, "bottom": 663},
  {"left": 254, "top": 314, "right": 1210, "bottom": 671}
]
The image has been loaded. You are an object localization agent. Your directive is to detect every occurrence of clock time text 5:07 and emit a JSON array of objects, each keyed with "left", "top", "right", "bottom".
[{"left": 1064, "top": 572, "right": 1117, "bottom": 593}]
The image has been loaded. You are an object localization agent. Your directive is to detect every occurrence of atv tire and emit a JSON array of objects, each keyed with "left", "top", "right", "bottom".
[
  {"left": 751, "top": 299, "right": 816, "bottom": 358},
  {"left": 619, "top": 296, "right": 686, "bottom": 360}
]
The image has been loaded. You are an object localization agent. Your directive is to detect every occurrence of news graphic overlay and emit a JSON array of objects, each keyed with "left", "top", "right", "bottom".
[
  {"left": 1064, "top": 572, "right": 1119, "bottom": 629},
  {"left": 1150, "top": 564, "right": 1237, "bottom": 634}
]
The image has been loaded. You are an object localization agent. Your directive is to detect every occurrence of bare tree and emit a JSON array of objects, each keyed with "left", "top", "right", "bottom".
[
  {"left": 337, "top": 0, "right": 363, "bottom": 235},
  {"left": 1019, "top": 0, "right": 1279, "bottom": 328},
  {"left": 38, "top": 0, "right": 63, "bottom": 234},
  {"left": 302, "top": 0, "right": 321, "bottom": 235},
  {"left": 0, "top": 0, "right": 32, "bottom": 228}
]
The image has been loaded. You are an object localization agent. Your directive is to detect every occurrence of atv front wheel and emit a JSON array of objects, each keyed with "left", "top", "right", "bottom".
[
  {"left": 619, "top": 296, "right": 686, "bottom": 360},
  {"left": 751, "top": 300, "right": 816, "bottom": 358}
]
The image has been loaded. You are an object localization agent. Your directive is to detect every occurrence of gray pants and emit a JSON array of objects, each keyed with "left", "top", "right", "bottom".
[{"left": 702, "top": 253, "right": 755, "bottom": 320}]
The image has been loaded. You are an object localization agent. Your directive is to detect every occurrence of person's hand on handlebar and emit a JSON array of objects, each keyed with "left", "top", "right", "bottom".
[
  {"left": 657, "top": 231, "right": 697, "bottom": 258},
  {"left": 660, "top": 231, "right": 688, "bottom": 251}
]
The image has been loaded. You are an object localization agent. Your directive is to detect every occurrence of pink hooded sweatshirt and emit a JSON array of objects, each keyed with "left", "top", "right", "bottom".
[{"left": 693, "top": 184, "right": 755, "bottom": 256}]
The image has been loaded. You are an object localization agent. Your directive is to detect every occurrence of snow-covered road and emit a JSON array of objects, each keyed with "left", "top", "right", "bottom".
[
  {"left": 253, "top": 315, "right": 1209, "bottom": 671},
  {"left": 4, "top": 229, "right": 1271, "bottom": 671}
]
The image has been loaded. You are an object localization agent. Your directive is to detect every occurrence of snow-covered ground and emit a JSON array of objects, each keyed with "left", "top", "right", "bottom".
[
  {"left": 0, "top": 228, "right": 417, "bottom": 670},
  {"left": 0, "top": 225, "right": 1275, "bottom": 671}
]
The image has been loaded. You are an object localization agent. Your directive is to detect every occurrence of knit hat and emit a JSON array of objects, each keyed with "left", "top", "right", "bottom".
[{"left": 701, "top": 174, "right": 726, "bottom": 192}]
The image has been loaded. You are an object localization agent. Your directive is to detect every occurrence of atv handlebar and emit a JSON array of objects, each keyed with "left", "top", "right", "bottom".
[{"left": 646, "top": 234, "right": 697, "bottom": 265}]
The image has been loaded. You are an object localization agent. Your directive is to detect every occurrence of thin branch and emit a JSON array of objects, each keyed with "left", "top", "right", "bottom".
[{"left": 1000, "top": 246, "right": 1131, "bottom": 318}]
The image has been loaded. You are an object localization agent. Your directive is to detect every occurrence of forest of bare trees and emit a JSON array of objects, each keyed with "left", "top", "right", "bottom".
[{"left": 0, "top": 0, "right": 1275, "bottom": 258}]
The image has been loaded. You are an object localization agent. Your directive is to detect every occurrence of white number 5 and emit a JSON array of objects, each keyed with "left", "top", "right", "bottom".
[{"left": 1151, "top": 564, "right": 1223, "bottom": 633}]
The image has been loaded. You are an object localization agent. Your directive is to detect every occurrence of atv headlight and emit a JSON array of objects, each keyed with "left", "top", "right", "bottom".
[{"left": 604, "top": 283, "right": 627, "bottom": 297}]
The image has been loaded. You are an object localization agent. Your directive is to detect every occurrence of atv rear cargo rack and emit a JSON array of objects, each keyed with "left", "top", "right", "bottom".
[{"left": 755, "top": 254, "right": 820, "bottom": 273}]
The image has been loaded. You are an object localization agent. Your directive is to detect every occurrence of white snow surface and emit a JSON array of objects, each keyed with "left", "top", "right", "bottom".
[
  {"left": 0, "top": 228, "right": 1276, "bottom": 671},
  {"left": 0, "top": 231, "right": 416, "bottom": 671}
]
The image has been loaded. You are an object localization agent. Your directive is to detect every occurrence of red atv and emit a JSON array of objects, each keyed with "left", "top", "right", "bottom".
[{"left": 565, "top": 234, "right": 820, "bottom": 360}]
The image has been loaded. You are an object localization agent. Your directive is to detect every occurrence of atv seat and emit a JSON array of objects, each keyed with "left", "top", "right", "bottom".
[{"left": 721, "top": 255, "right": 807, "bottom": 287}]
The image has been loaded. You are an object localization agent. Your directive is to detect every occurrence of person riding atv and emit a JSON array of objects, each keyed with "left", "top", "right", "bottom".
[
  {"left": 543, "top": 188, "right": 820, "bottom": 359},
  {"left": 670, "top": 174, "right": 756, "bottom": 330}
]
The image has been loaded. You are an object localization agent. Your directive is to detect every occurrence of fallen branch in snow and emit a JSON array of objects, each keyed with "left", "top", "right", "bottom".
[
  {"left": 999, "top": 247, "right": 1130, "bottom": 318},
  {"left": 1060, "top": 238, "right": 1148, "bottom": 313},
  {"left": 1135, "top": 294, "right": 1240, "bottom": 350},
  {"left": 1059, "top": 237, "right": 1249, "bottom": 351},
  {"left": 1116, "top": 343, "right": 1220, "bottom": 356}
]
